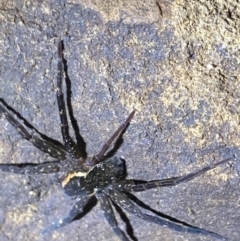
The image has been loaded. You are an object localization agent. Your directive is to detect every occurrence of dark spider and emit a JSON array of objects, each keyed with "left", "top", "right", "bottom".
[{"left": 0, "top": 40, "right": 230, "bottom": 241}]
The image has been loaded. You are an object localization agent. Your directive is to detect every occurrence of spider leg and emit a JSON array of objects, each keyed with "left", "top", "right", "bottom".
[
  {"left": 87, "top": 110, "right": 135, "bottom": 166},
  {"left": 0, "top": 161, "right": 62, "bottom": 174},
  {"left": 0, "top": 102, "right": 66, "bottom": 159},
  {"left": 108, "top": 189, "right": 226, "bottom": 240},
  {"left": 57, "top": 41, "right": 80, "bottom": 158},
  {"left": 42, "top": 195, "right": 90, "bottom": 234},
  {"left": 97, "top": 192, "right": 130, "bottom": 241},
  {"left": 115, "top": 158, "right": 231, "bottom": 192}
]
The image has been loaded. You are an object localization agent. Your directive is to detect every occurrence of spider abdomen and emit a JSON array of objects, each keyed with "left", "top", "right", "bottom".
[{"left": 62, "top": 172, "right": 87, "bottom": 196}]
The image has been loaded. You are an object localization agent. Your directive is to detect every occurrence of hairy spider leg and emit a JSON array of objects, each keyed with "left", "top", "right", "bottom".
[
  {"left": 87, "top": 110, "right": 135, "bottom": 166},
  {"left": 57, "top": 41, "right": 80, "bottom": 158},
  {"left": 116, "top": 158, "right": 231, "bottom": 192},
  {"left": 97, "top": 192, "right": 130, "bottom": 241},
  {"left": 42, "top": 195, "right": 91, "bottom": 234},
  {"left": 0, "top": 102, "right": 66, "bottom": 160},
  {"left": 0, "top": 162, "right": 62, "bottom": 174},
  {"left": 108, "top": 189, "right": 226, "bottom": 240}
]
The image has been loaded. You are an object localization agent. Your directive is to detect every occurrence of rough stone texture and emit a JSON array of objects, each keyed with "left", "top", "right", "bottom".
[{"left": 0, "top": 0, "right": 239, "bottom": 241}]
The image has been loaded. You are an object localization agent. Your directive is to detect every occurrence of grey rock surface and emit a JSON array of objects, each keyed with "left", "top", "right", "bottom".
[{"left": 0, "top": 1, "right": 239, "bottom": 241}]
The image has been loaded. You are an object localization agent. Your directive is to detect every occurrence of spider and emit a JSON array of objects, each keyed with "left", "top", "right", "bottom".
[{"left": 0, "top": 40, "right": 229, "bottom": 241}]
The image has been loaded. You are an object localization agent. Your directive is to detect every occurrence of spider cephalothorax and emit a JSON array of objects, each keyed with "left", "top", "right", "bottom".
[
  {"left": 0, "top": 40, "right": 230, "bottom": 241},
  {"left": 62, "top": 156, "right": 126, "bottom": 196}
]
